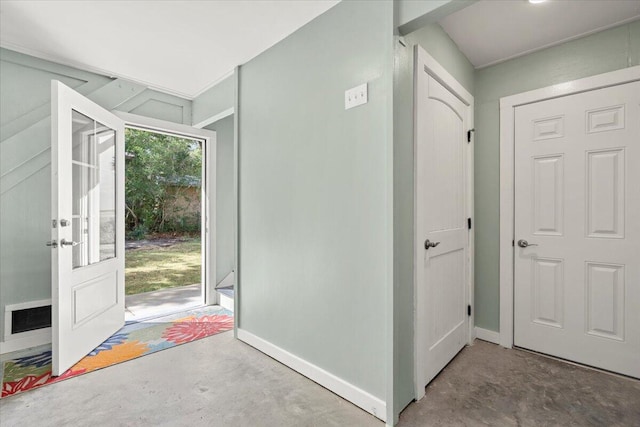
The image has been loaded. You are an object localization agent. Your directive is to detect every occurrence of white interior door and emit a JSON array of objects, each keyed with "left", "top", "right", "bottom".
[
  {"left": 51, "top": 81, "right": 125, "bottom": 376},
  {"left": 514, "top": 81, "right": 640, "bottom": 378},
  {"left": 415, "top": 48, "right": 471, "bottom": 398}
]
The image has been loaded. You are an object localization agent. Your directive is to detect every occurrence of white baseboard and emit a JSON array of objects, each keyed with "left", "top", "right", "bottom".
[
  {"left": 0, "top": 330, "right": 51, "bottom": 355},
  {"left": 237, "top": 329, "right": 386, "bottom": 422},
  {"left": 474, "top": 327, "right": 500, "bottom": 345},
  {"left": 218, "top": 292, "right": 234, "bottom": 312}
]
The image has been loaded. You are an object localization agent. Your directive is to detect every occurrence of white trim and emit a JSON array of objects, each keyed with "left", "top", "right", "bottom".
[
  {"left": 413, "top": 45, "right": 475, "bottom": 400},
  {"left": 419, "top": 49, "right": 473, "bottom": 105},
  {"left": 218, "top": 292, "right": 234, "bottom": 313},
  {"left": 113, "top": 111, "right": 217, "bottom": 307},
  {"left": 114, "top": 111, "right": 216, "bottom": 140},
  {"left": 498, "top": 65, "right": 640, "bottom": 349},
  {"left": 237, "top": 329, "right": 386, "bottom": 422},
  {"left": 193, "top": 107, "right": 234, "bottom": 130},
  {"left": 474, "top": 327, "right": 500, "bottom": 345},
  {"left": 232, "top": 67, "right": 240, "bottom": 335}
]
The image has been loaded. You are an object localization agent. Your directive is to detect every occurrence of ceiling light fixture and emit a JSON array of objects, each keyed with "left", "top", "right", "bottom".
[{"left": 528, "top": 0, "right": 547, "bottom": 3}]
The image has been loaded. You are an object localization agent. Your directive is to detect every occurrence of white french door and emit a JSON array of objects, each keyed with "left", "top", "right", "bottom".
[
  {"left": 414, "top": 47, "right": 472, "bottom": 398},
  {"left": 51, "top": 81, "right": 125, "bottom": 376},
  {"left": 514, "top": 81, "right": 640, "bottom": 378}
]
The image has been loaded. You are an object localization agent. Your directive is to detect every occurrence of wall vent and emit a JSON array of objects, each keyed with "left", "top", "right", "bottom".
[
  {"left": 4, "top": 299, "right": 52, "bottom": 343},
  {"left": 11, "top": 305, "right": 52, "bottom": 334}
]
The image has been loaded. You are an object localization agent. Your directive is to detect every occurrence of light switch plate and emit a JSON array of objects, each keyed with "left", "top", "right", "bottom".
[{"left": 345, "top": 83, "right": 368, "bottom": 110}]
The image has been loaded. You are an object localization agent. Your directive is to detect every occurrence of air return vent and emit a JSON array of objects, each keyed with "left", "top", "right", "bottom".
[
  {"left": 11, "top": 305, "right": 52, "bottom": 334},
  {"left": 4, "top": 300, "right": 52, "bottom": 340}
]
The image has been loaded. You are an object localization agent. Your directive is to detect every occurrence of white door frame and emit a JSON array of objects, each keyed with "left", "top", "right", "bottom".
[
  {"left": 113, "top": 111, "right": 217, "bottom": 306},
  {"left": 413, "top": 46, "right": 475, "bottom": 399},
  {"left": 498, "top": 65, "right": 640, "bottom": 348}
]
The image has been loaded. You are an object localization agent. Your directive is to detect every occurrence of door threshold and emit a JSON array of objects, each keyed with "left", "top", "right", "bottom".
[{"left": 125, "top": 303, "right": 207, "bottom": 323}]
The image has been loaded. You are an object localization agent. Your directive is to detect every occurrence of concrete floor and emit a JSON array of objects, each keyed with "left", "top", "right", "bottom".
[
  {"left": 400, "top": 340, "right": 640, "bottom": 427},
  {"left": 1, "top": 337, "right": 638, "bottom": 426},
  {"left": 0, "top": 331, "right": 380, "bottom": 427},
  {"left": 125, "top": 283, "right": 203, "bottom": 321}
]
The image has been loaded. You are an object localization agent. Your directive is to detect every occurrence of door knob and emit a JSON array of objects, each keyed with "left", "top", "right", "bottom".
[
  {"left": 424, "top": 239, "right": 440, "bottom": 250},
  {"left": 60, "top": 238, "right": 80, "bottom": 247},
  {"left": 517, "top": 239, "right": 538, "bottom": 248}
]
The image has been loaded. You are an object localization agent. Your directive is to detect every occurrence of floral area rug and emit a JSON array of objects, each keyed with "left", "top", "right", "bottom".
[{"left": 1, "top": 305, "right": 233, "bottom": 398}]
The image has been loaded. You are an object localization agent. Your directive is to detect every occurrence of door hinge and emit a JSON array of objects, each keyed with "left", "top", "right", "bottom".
[
  {"left": 512, "top": 239, "right": 515, "bottom": 247},
  {"left": 467, "top": 217, "right": 472, "bottom": 230},
  {"left": 467, "top": 128, "right": 475, "bottom": 143},
  {"left": 467, "top": 305, "right": 472, "bottom": 316}
]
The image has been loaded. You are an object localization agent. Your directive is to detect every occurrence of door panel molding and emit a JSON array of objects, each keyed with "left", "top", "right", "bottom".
[
  {"left": 499, "top": 65, "right": 640, "bottom": 349},
  {"left": 414, "top": 46, "right": 474, "bottom": 401}
]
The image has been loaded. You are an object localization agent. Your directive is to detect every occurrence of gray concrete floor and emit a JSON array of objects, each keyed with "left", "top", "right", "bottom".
[
  {"left": 1, "top": 337, "right": 638, "bottom": 426},
  {"left": 400, "top": 340, "right": 640, "bottom": 427},
  {"left": 125, "top": 283, "right": 203, "bottom": 321},
  {"left": 0, "top": 331, "right": 381, "bottom": 427}
]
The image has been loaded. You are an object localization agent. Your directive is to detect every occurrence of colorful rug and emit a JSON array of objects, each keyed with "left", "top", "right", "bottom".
[{"left": 1, "top": 305, "right": 233, "bottom": 398}]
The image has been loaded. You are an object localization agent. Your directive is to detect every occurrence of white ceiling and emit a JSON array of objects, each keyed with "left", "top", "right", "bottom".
[
  {"left": 439, "top": 0, "right": 640, "bottom": 69},
  {"left": 0, "top": 0, "right": 340, "bottom": 99}
]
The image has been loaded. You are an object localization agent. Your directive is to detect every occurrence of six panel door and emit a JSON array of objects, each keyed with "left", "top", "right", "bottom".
[{"left": 514, "top": 81, "right": 640, "bottom": 378}]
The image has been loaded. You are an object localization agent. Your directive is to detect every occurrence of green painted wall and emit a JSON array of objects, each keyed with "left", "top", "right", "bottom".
[
  {"left": 192, "top": 75, "right": 235, "bottom": 126},
  {"left": 392, "top": 23, "right": 475, "bottom": 418},
  {"left": 0, "top": 48, "right": 192, "bottom": 344},
  {"left": 204, "top": 115, "right": 235, "bottom": 284},
  {"left": 238, "top": 0, "right": 393, "bottom": 404},
  {"left": 397, "top": 0, "right": 475, "bottom": 35},
  {"left": 473, "top": 20, "right": 640, "bottom": 332}
]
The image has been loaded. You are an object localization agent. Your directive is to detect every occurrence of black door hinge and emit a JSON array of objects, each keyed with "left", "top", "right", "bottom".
[
  {"left": 467, "top": 128, "right": 475, "bottom": 143},
  {"left": 467, "top": 305, "right": 472, "bottom": 316},
  {"left": 467, "top": 217, "right": 472, "bottom": 230}
]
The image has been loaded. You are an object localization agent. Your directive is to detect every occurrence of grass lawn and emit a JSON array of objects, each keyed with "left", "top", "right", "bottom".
[{"left": 125, "top": 239, "right": 201, "bottom": 295}]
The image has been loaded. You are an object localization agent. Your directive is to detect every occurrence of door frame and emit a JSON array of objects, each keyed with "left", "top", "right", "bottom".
[
  {"left": 114, "top": 111, "right": 217, "bottom": 306},
  {"left": 413, "top": 46, "right": 475, "bottom": 400},
  {"left": 498, "top": 65, "right": 640, "bottom": 349}
]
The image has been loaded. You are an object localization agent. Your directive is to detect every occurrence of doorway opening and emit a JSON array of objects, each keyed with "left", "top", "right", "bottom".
[{"left": 124, "top": 127, "right": 206, "bottom": 320}]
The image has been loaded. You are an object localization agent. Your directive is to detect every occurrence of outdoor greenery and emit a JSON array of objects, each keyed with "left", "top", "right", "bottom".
[
  {"left": 125, "top": 128, "right": 202, "bottom": 239},
  {"left": 125, "top": 239, "right": 201, "bottom": 295}
]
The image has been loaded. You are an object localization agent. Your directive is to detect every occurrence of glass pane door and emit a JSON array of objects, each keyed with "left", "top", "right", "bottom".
[{"left": 71, "top": 109, "right": 116, "bottom": 269}]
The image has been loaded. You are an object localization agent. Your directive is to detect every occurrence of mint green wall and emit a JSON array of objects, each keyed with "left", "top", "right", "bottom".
[
  {"left": 474, "top": 20, "right": 640, "bottom": 332},
  {"left": 204, "top": 115, "right": 235, "bottom": 284},
  {"left": 192, "top": 75, "right": 235, "bottom": 126},
  {"left": 0, "top": 48, "right": 192, "bottom": 343},
  {"left": 392, "top": 23, "right": 475, "bottom": 417},
  {"left": 238, "top": 0, "right": 393, "bottom": 404},
  {"left": 397, "top": 0, "right": 475, "bottom": 35}
]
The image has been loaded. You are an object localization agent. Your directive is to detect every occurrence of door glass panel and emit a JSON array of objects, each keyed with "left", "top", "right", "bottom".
[{"left": 71, "top": 110, "right": 116, "bottom": 268}]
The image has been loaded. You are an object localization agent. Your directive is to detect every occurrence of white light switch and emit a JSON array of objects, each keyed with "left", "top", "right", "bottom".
[{"left": 345, "top": 83, "right": 368, "bottom": 110}]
